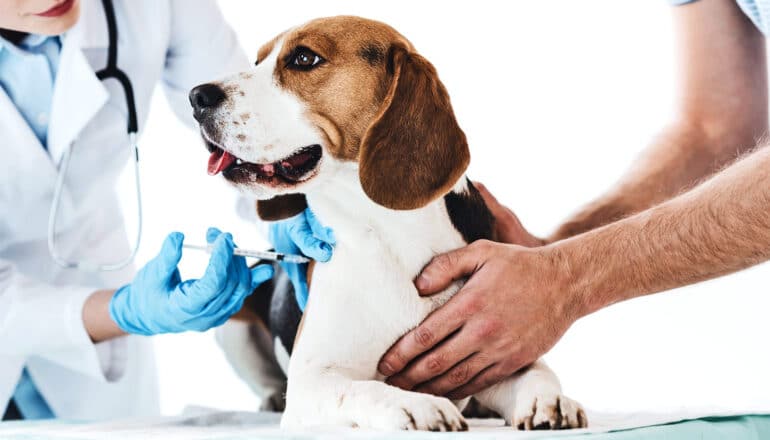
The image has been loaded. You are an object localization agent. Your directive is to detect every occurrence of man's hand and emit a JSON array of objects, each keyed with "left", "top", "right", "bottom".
[
  {"left": 378, "top": 241, "right": 579, "bottom": 399},
  {"left": 380, "top": 141, "right": 770, "bottom": 399},
  {"left": 474, "top": 182, "right": 545, "bottom": 247}
]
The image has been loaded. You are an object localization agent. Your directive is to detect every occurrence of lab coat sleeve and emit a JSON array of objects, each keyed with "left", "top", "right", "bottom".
[
  {"left": 0, "top": 258, "right": 116, "bottom": 381},
  {"left": 161, "top": 0, "right": 250, "bottom": 128}
]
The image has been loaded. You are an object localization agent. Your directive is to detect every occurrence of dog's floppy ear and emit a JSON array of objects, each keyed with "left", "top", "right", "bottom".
[
  {"left": 256, "top": 193, "right": 307, "bottom": 221},
  {"left": 359, "top": 44, "right": 470, "bottom": 210}
]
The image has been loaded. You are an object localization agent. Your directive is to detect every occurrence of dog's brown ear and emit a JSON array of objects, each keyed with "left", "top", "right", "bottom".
[
  {"left": 256, "top": 193, "right": 307, "bottom": 221},
  {"left": 359, "top": 44, "right": 470, "bottom": 210}
]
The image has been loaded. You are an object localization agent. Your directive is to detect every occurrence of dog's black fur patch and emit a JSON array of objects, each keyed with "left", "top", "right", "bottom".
[
  {"left": 444, "top": 179, "right": 496, "bottom": 243},
  {"left": 250, "top": 260, "right": 302, "bottom": 356},
  {"left": 269, "top": 268, "right": 302, "bottom": 354}
]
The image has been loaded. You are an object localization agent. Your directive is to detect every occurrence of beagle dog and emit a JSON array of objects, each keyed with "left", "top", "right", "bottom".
[{"left": 190, "top": 16, "right": 587, "bottom": 431}]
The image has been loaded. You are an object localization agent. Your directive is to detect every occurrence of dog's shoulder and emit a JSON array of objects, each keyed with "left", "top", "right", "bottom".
[{"left": 443, "top": 178, "right": 496, "bottom": 244}]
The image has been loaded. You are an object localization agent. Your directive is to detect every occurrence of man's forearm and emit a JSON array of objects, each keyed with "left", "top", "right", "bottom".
[
  {"left": 551, "top": 0, "right": 767, "bottom": 243},
  {"left": 552, "top": 144, "right": 770, "bottom": 317},
  {"left": 549, "top": 124, "right": 752, "bottom": 242}
]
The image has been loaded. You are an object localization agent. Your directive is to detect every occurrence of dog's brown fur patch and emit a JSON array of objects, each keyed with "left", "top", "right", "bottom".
[
  {"left": 262, "top": 16, "right": 468, "bottom": 210},
  {"left": 272, "top": 17, "right": 410, "bottom": 162},
  {"left": 359, "top": 44, "right": 470, "bottom": 210},
  {"left": 256, "top": 33, "right": 285, "bottom": 65},
  {"left": 257, "top": 193, "right": 308, "bottom": 221}
]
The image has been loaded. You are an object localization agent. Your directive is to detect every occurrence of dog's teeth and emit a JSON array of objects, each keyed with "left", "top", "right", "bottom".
[{"left": 236, "top": 159, "right": 243, "bottom": 165}]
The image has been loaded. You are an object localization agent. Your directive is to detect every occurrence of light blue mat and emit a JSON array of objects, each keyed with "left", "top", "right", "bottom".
[
  {"left": 559, "top": 415, "right": 770, "bottom": 440},
  {"left": 1, "top": 412, "right": 769, "bottom": 439}
]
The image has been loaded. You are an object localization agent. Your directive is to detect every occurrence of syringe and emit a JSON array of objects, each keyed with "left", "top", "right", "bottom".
[{"left": 182, "top": 243, "right": 310, "bottom": 264}]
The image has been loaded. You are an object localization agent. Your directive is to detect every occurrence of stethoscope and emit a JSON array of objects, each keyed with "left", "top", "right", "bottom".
[{"left": 47, "top": 0, "right": 142, "bottom": 272}]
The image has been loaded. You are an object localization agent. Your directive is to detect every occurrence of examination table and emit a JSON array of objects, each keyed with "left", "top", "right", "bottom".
[{"left": 1, "top": 408, "right": 769, "bottom": 439}]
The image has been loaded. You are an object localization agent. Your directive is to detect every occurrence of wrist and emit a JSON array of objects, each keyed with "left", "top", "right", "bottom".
[
  {"left": 83, "top": 289, "right": 127, "bottom": 342},
  {"left": 539, "top": 241, "right": 598, "bottom": 321},
  {"left": 108, "top": 284, "right": 156, "bottom": 336}
]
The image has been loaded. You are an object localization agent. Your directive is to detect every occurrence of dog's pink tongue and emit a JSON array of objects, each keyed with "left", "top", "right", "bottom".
[
  {"left": 258, "top": 163, "right": 275, "bottom": 177},
  {"left": 207, "top": 149, "right": 236, "bottom": 175}
]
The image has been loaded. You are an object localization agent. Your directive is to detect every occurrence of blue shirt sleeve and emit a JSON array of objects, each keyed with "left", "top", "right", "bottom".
[{"left": 668, "top": 0, "right": 769, "bottom": 35}]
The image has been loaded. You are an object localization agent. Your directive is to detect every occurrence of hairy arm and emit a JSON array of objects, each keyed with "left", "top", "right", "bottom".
[
  {"left": 381, "top": 142, "right": 770, "bottom": 398},
  {"left": 551, "top": 0, "right": 768, "bottom": 241},
  {"left": 567, "top": 144, "right": 770, "bottom": 315},
  {"left": 379, "top": 0, "right": 770, "bottom": 397}
]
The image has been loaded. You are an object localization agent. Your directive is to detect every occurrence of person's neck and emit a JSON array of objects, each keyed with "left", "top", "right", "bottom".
[{"left": 0, "top": 29, "right": 29, "bottom": 46}]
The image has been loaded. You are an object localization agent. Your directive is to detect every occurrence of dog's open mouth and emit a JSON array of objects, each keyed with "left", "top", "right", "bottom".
[{"left": 205, "top": 139, "right": 322, "bottom": 185}]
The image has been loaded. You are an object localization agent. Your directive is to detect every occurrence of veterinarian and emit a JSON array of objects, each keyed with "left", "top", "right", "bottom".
[
  {"left": 372, "top": 0, "right": 770, "bottom": 399},
  {"left": 0, "top": 0, "right": 325, "bottom": 421}
]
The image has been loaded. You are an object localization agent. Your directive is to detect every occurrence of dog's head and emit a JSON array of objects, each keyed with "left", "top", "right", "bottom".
[{"left": 190, "top": 16, "right": 469, "bottom": 220}]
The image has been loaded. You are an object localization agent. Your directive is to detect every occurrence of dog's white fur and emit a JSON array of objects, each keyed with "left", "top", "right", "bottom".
[{"left": 209, "top": 33, "right": 586, "bottom": 431}]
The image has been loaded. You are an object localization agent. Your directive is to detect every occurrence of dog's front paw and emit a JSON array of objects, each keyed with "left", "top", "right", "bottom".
[
  {"left": 259, "top": 391, "right": 286, "bottom": 412},
  {"left": 368, "top": 393, "right": 468, "bottom": 431},
  {"left": 513, "top": 393, "right": 587, "bottom": 430}
]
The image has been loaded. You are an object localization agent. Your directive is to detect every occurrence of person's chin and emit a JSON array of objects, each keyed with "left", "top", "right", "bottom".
[{"left": 33, "top": 1, "right": 81, "bottom": 35}]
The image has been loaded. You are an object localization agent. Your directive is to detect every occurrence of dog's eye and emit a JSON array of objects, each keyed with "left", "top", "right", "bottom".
[{"left": 287, "top": 47, "right": 325, "bottom": 71}]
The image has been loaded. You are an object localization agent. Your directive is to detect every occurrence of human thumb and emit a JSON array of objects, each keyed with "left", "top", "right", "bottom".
[
  {"left": 152, "top": 232, "right": 184, "bottom": 279},
  {"left": 250, "top": 264, "right": 275, "bottom": 289}
]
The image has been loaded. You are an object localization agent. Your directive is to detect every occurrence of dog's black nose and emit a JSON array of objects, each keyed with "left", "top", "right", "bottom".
[{"left": 190, "top": 83, "right": 226, "bottom": 121}]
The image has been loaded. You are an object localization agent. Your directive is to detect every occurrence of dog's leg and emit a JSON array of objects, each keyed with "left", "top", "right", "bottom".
[
  {"left": 472, "top": 360, "right": 587, "bottom": 430},
  {"left": 215, "top": 320, "right": 287, "bottom": 411},
  {"left": 281, "top": 370, "right": 467, "bottom": 431}
]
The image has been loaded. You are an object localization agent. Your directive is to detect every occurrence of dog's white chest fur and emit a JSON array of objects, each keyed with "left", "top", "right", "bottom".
[
  {"left": 279, "top": 172, "right": 586, "bottom": 430},
  {"left": 294, "top": 167, "right": 466, "bottom": 377}
]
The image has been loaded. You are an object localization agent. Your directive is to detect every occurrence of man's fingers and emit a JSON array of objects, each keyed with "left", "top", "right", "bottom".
[
  {"left": 474, "top": 182, "right": 543, "bottom": 247},
  {"left": 474, "top": 182, "right": 518, "bottom": 231},
  {"left": 378, "top": 301, "right": 467, "bottom": 377},
  {"left": 445, "top": 364, "right": 507, "bottom": 400},
  {"left": 386, "top": 329, "right": 477, "bottom": 391},
  {"left": 415, "top": 242, "right": 489, "bottom": 295},
  {"left": 473, "top": 182, "right": 502, "bottom": 213},
  {"left": 414, "top": 352, "right": 492, "bottom": 397}
]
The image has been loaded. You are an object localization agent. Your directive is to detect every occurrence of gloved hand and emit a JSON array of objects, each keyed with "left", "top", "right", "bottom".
[
  {"left": 109, "top": 228, "right": 274, "bottom": 336},
  {"left": 268, "top": 208, "right": 335, "bottom": 311}
]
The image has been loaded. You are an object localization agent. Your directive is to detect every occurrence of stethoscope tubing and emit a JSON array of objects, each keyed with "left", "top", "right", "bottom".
[{"left": 47, "top": 0, "right": 142, "bottom": 272}]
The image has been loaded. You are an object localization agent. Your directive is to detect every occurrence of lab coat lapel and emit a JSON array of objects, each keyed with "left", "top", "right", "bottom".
[
  {"left": 47, "top": 44, "right": 109, "bottom": 166},
  {"left": 0, "top": 88, "right": 57, "bottom": 183},
  {"left": 47, "top": 0, "right": 110, "bottom": 166}
]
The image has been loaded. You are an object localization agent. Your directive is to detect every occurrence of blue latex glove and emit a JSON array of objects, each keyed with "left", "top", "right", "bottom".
[
  {"left": 109, "top": 228, "right": 274, "bottom": 336},
  {"left": 268, "top": 208, "right": 335, "bottom": 311}
]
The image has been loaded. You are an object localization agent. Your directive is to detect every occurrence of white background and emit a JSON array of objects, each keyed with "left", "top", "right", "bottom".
[{"left": 121, "top": 0, "right": 770, "bottom": 416}]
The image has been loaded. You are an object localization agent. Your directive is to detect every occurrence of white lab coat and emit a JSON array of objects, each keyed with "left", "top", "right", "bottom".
[{"left": 0, "top": 0, "right": 248, "bottom": 419}]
